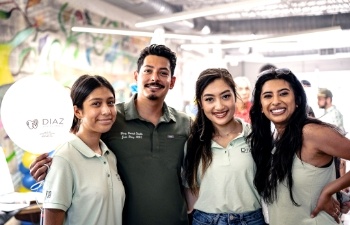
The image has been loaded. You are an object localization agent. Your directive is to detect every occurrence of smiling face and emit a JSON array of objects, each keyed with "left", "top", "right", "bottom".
[
  {"left": 134, "top": 55, "right": 176, "bottom": 101},
  {"left": 75, "top": 86, "right": 116, "bottom": 136},
  {"left": 200, "top": 78, "right": 236, "bottom": 128},
  {"left": 260, "top": 79, "right": 297, "bottom": 130}
]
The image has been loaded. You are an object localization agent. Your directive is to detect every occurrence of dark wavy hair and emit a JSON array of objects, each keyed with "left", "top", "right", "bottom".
[
  {"left": 137, "top": 44, "right": 177, "bottom": 76},
  {"left": 247, "top": 68, "right": 331, "bottom": 205},
  {"left": 184, "top": 68, "right": 237, "bottom": 194},
  {"left": 70, "top": 75, "right": 115, "bottom": 133}
]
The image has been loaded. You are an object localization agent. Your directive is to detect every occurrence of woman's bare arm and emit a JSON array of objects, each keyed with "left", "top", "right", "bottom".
[{"left": 44, "top": 208, "right": 65, "bottom": 225}]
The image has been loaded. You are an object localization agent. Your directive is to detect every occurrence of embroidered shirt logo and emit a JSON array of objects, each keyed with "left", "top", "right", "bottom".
[
  {"left": 241, "top": 148, "right": 251, "bottom": 153},
  {"left": 45, "top": 191, "right": 52, "bottom": 199},
  {"left": 120, "top": 131, "right": 143, "bottom": 139}
]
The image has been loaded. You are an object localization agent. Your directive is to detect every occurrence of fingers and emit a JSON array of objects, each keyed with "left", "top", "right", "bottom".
[
  {"left": 310, "top": 206, "right": 320, "bottom": 218},
  {"left": 29, "top": 153, "right": 49, "bottom": 170},
  {"left": 332, "top": 214, "right": 340, "bottom": 224},
  {"left": 332, "top": 197, "right": 340, "bottom": 207},
  {"left": 331, "top": 199, "right": 341, "bottom": 224},
  {"left": 332, "top": 208, "right": 341, "bottom": 224},
  {"left": 36, "top": 171, "right": 49, "bottom": 182},
  {"left": 29, "top": 154, "right": 52, "bottom": 181},
  {"left": 313, "top": 196, "right": 341, "bottom": 223}
]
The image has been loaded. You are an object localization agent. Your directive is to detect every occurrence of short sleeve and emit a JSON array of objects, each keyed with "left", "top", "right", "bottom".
[{"left": 43, "top": 155, "right": 74, "bottom": 211}]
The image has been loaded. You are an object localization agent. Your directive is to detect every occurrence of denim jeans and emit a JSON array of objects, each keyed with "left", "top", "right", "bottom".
[{"left": 192, "top": 208, "right": 267, "bottom": 225}]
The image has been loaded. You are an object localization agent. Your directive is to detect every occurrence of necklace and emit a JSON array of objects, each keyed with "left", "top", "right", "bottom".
[{"left": 214, "top": 129, "right": 240, "bottom": 138}]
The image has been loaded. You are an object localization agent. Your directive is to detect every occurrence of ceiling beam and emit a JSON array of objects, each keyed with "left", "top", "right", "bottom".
[{"left": 134, "top": 0, "right": 281, "bottom": 28}]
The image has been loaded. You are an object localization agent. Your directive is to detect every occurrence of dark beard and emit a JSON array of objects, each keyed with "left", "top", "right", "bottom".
[
  {"left": 147, "top": 94, "right": 159, "bottom": 100},
  {"left": 319, "top": 104, "right": 326, "bottom": 109}
]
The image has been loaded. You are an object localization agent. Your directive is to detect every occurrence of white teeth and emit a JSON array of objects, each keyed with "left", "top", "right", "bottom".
[
  {"left": 149, "top": 85, "right": 160, "bottom": 89},
  {"left": 271, "top": 109, "right": 285, "bottom": 113},
  {"left": 214, "top": 112, "right": 227, "bottom": 118}
]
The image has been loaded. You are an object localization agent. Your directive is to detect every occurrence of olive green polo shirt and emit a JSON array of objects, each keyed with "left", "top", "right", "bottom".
[{"left": 102, "top": 94, "right": 191, "bottom": 225}]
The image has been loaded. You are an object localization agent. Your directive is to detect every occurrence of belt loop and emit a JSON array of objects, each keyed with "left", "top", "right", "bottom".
[{"left": 213, "top": 213, "right": 220, "bottom": 224}]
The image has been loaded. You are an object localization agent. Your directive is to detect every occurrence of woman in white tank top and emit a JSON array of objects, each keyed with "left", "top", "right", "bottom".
[{"left": 248, "top": 68, "right": 350, "bottom": 225}]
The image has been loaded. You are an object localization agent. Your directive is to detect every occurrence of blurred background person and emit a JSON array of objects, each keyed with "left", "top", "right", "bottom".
[
  {"left": 233, "top": 76, "right": 252, "bottom": 123},
  {"left": 300, "top": 80, "right": 315, "bottom": 118},
  {"left": 259, "top": 64, "right": 277, "bottom": 73},
  {"left": 318, "top": 87, "right": 348, "bottom": 195},
  {"left": 317, "top": 88, "right": 345, "bottom": 133}
]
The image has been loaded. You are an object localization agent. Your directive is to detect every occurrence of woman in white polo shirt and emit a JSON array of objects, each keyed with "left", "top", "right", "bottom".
[
  {"left": 43, "top": 75, "right": 125, "bottom": 225},
  {"left": 183, "top": 68, "right": 266, "bottom": 225}
]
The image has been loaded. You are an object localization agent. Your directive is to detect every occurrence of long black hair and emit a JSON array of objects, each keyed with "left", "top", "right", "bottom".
[
  {"left": 247, "top": 68, "right": 327, "bottom": 205},
  {"left": 70, "top": 75, "right": 115, "bottom": 133},
  {"left": 183, "top": 68, "right": 237, "bottom": 194}
]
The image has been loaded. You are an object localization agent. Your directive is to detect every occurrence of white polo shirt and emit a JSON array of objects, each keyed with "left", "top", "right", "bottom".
[
  {"left": 43, "top": 134, "right": 125, "bottom": 225},
  {"left": 185, "top": 119, "right": 261, "bottom": 213}
]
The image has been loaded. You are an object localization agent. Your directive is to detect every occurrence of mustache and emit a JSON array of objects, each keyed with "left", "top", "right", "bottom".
[{"left": 145, "top": 82, "right": 165, "bottom": 88}]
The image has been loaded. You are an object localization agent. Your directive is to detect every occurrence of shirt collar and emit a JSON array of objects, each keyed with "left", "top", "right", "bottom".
[
  {"left": 325, "top": 105, "right": 335, "bottom": 113},
  {"left": 211, "top": 118, "right": 251, "bottom": 148},
  {"left": 69, "top": 134, "right": 110, "bottom": 158},
  {"left": 123, "top": 93, "right": 176, "bottom": 123}
]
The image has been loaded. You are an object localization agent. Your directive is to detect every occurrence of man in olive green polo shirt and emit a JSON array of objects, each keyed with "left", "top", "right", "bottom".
[
  {"left": 30, "top": 44, "right": 191, "bottom": 225},
  {"left": 102, "top": 44, "right": 191, "bottom": 225}
]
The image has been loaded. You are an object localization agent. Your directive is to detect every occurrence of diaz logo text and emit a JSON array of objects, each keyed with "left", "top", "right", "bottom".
[{"left": 26, "top": 118, "right": 65, "bottom": 129}]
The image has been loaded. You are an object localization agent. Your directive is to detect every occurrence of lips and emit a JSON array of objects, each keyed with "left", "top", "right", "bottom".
[
  {"left": 145, "top": 82, "right": 164, "bottom": 89},
  {"left": 270, "top": 108, "right": 286, "bottom": 115},
  {"left": 97, "top": 118, "right": 114, "bottom": 125},
  {"left": 213, "top": 111, "right": 228, "bottom": 118}
]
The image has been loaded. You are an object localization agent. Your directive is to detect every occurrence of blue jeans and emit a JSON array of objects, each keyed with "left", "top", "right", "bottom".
[{"left": 192, "top": 208, "right": 267, "bottom": 225}]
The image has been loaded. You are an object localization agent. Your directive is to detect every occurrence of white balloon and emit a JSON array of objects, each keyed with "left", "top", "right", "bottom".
[{"left": 0, "top": 76, "right": 73, "bottom": 154}]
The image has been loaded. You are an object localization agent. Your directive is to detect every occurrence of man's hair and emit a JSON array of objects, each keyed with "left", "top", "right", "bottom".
[
  {"left": 318, "top": 88, "right": 333, "bottom": 99},
  {"left": 137, "top": 44, "right": 177, "bottom": 76},
  {"left": 301, "top": 80, "right": 311, "bottom": 87},
  {"left": 259, "top": 63, "right": 277, "bottom": 73}
]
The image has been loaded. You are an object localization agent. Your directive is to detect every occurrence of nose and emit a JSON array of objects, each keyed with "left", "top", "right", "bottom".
[
  {"left": 215, "top": 99, "right": 225, "bottom": 110},
  {"left": 101, "top": 104, "right": 111, "bottom": 115},
  {"left": 150, "top": 72, "right": 159, "bottom": 82},
  {"left": 271, "top": 96, "right": 280, "bottom": 105}
]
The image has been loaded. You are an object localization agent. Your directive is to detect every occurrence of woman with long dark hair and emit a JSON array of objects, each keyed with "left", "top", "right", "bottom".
[
  {"left": 248, "top": 68, "right": 350, "bottom": 224},
  {"left": 183, "top": 68, "right": 266, "bottom": 225}
]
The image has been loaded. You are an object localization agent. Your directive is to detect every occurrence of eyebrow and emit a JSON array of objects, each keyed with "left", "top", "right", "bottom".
[
  {"left": 87, "top": 96, "right": 114, "bottom": 101},
  {"left": 143, "top": 65, "right": 170, "bottom": 71},
  {"left": 262, "top": 88, "right": 290, "bottom": 95},
  {"left": 203, "top": 89, "right": 231, "bottom": 97}
]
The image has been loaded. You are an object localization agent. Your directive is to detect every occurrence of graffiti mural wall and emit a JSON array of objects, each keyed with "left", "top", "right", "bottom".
[
  {"left": 0, "top": 0, "right": 150, "bottom": 99},
  {"left": 0, "top": 0, "right": 151, "bottom": 185}
]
